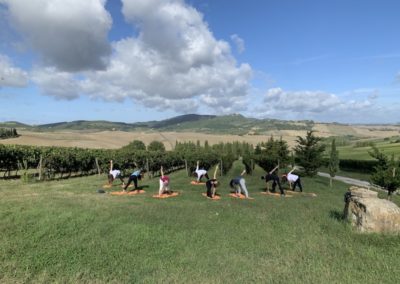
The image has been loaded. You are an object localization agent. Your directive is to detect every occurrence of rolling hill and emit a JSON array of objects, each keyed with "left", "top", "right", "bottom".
[{"left": 0, "top": 114, "right": 314, "bottom": 134}]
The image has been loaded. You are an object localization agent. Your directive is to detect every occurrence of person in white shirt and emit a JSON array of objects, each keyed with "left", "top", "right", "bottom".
[
  {"left": 193, "top": 160, "right": 209, "bottom": 183},
  {"left": 282, "top": 167, "right": 303, "bottom": 192},
  {"left": 108, "top": 160, "right": 125, "bottom": 186}
]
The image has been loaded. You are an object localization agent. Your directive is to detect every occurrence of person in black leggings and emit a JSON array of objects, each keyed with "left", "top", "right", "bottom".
[
  {"left": 206, "top": 165, "right": 219, "bottom": 198},
  {"left": 261, "top": 165, "right": 285, "bottom": 196}
]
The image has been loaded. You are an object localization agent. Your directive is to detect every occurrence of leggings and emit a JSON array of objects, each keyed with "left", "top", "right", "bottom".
[
  {"left": 206, "top": 179, "right": 217, "bottom": 198},
  {"left": 235, "top": 178, "right": 249, "bottom": 198},
  {"left": 124, "top": 175, "right": 138, "bottom": 190}
]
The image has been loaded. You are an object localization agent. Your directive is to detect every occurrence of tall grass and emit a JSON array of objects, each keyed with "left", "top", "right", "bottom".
[{"left": 0, "top": 161, "right": 399, "bottom": 283}]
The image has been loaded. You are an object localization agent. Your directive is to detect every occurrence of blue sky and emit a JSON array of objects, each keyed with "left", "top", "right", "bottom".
[{"left": 0, "top": 0, "right": 399, "bottom": 124}]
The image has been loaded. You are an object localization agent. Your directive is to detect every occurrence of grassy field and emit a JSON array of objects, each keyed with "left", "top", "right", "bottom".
[
  {"left": 337, "top": 141, "right": 400, "bottom": 160},
  {"left": 1, "top": 162, "right": 399, "bottom": 283}
]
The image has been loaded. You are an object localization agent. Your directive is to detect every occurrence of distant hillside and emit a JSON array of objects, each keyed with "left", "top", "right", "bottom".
[
  {"left": 162, "top": 114, "right": 314, "bottom": 135},
  {"left": 152, "top": 114, "right": 216, "bottom": 128},
  {"left": 36, "top": 120, "right": 138, "bottom": 131},
  {"left": 0, "top": 121, "right": 32, "bottom": 129},
  {"left": 0, "top": 114, "right": 314, "bottom": 134}
]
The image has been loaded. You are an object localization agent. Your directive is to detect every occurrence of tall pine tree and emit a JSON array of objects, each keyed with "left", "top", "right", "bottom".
[
  {"left": 294, "top": 131, "right": 325, "bottom": 177},
  {"left": 328, "top": 139, "right": 339, "bottom": 187}
]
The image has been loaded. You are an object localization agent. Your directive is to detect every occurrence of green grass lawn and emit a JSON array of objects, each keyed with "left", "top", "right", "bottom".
[
  {"left": 1, "top": 162, "right": 399, "bottom": 283},
  {"left": 337, "top": 141, "right": 400, "bottom": 160}
]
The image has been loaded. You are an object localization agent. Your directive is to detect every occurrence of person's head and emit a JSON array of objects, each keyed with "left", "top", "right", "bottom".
[
  {"left": 261, "top": 176, "right": 265, "bottom": 180},
  {"left": 213, "top": 180, "right": 219, "bottom": 187},
  {"left": 281, "top": 174, "right": 288, "bottom": 182},
  {"left": 192, "top": 171, "right": 198, "bottom": 177}
]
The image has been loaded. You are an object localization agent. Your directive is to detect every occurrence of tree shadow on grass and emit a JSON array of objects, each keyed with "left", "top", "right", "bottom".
[
  {"left": 136, "top": 185, "right": 149, "bottom": 190},
  {"left": 329, "top": 209, "right": 345, "bottom": 222}
]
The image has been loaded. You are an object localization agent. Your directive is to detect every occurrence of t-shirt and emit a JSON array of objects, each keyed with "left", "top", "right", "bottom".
[
  {"left": 264, "top": 173, "right": 278, "bottom": 182},
  {"left": 160, "top": 176, "right": 169, "bottom": 184},
  {"left": 196, "top": 169, "right": 207, "bottom": 176},
  {"left": 131, "top": 170, "right": 141, "bottom": 177},
  {"left": 231, "top": 177, "right": 242, "bottom": 185},
  {"left": 109, "top": 169, "right": 120, "bottom": 179},
  {"left": 287, "top": 173, "right": 299, "bottom": 183}
]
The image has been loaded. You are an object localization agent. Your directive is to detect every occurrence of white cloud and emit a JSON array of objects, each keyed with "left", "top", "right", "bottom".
[
  {"left": 31, "top": 67, "right": 80, "bottom": 100},
  {"left": 263, "top": 88, "right": 341, "bottom": 113},
  {"left": 1, "top": 0, "right": 252, "bottom": 114},
  {"left": 79, "top": 0, "right": 252, "bottom": 114},
  {"left": 253, "top": 87, "right": 387, "bottom": 123},
  {"left": 230, "top": 34, "right": 245, "bottom": 54},
  {"left": 0, "top": 54, "right": 28, "bottom": 87},
  {"left": 1, "top": 0, "right": 112, "bottom": 72}
]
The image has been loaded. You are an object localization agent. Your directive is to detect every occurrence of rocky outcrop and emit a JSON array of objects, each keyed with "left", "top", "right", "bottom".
[{"left": 344, "top": 186, "right": 400, "bottom": 233}]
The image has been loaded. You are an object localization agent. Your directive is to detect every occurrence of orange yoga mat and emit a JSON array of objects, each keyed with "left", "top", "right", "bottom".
[
  {"left": 260, "top": 191, "right": 293, "bottom": 197},
  {"left": 228, "top": 193, "right": 254, "bottom": 199},
  {"left": 110, "top": 190, "right": 146, "bottom": 196},
  {"left": 202, "top": 193, "right": 221, "bottom": 200},
  {"left": 152, "top": 192, "right": 180, "bottom": 199},
  {"left": 121, "top": 184, "right": 134, "bottom": 188},
  {"left": 286, "top": 191, "right": 317, "bottom": 197},
  {"left": 191, "top": 181, "right": 206, "bottom": 185}
]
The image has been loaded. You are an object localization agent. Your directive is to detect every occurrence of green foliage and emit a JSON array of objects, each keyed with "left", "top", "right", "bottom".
[
  {"left": 121, "top": 140, "right": 146, "bottom": 151},
  {"left": 0, "top": 128, "right": 19, "bottom": 139},
  {"left": 328, "top": 139, "right": 340, "bottom": 187},
  {"left": 147, "top": 141, "right": 166, "bottom": 152},
  {"left": 254, "top": 136, "right": 290, "bottom": 172},
  {"left": 294, "top": 131, "right": 325, "bottom": 176},
  {"left": 328, "top": 139, "right": 340, "bottom": 178},
  {"left": 369, "top": 146, "right": 400, "bottom": 195}
]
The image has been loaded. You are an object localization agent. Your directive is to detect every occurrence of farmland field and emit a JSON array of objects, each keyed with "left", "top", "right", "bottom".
[
  {"left": 337, "top": 141, "right": 400, "bottom": 160},
  {"left": 1, "top": 161, "right": 399, "bottom": 283},
  {"left": 1, "top": 123, "right": 399, "bottom": 151}
]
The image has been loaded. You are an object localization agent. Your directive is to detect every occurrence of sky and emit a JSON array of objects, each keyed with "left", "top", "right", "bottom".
[{"left": 0, "top": 0, "right": 399, "bottom": 125}]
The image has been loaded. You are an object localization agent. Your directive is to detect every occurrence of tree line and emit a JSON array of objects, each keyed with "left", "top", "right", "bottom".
[
  {"left": 0, "top": 128, "right": 19, "bottom": 139},
  {"left": 1, "top": 130, "right": 398, "bottom": 196}
]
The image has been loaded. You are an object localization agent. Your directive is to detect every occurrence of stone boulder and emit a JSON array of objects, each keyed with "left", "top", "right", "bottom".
[{"left": 344, "top": 186, "right": 400, "bottom": 233}]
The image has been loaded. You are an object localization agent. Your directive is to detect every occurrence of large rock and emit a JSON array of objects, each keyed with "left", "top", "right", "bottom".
[{"left": 344, "top": 186, "right": 400, "bottom": 233}]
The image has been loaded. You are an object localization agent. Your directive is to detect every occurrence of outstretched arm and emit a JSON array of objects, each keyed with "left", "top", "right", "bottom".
[
  {"left": 269, "top": 165, "right": 279, "bottom": 175},
  {"left": 240, "top": 169, "right": 246, "bottom": 176},
  {"left": 288, "top": 166, "right": 297, "bottom": 175},
  {"left": 196, "top": 160, "right": 199, "bottom": 171},
  {"left": 160, "top": 166, "right": 164, "bottom": 178},
  {"left": 213, "top": 165, "right": 219, "bottom": 179},
  {"left": 110, "top": 160, "right": 113, "bottom": 172}
]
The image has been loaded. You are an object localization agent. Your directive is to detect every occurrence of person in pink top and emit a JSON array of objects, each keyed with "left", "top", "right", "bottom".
[{"left": 159, "top": 166, "right": 170, "bottom": 196}]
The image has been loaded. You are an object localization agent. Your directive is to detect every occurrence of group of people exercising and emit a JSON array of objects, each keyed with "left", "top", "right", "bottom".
[{"left": 108, "top": 160, "right": 303, "bottom": 199}]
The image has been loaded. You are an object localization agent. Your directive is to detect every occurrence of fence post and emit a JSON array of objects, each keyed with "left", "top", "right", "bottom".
[
  {"left": 95, "top": 157, "right": 101, "bottom": 176},
  {"left": 185, "top": 159, "right": 189, "bottom": 177},
  {"left": 146, "top": 158, "right": 150, "bottom": 179},
  {"left": 38, "top": 155, "right": 43, "bottom": 181}
]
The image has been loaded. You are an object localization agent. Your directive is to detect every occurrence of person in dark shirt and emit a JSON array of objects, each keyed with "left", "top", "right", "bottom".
[
  {"left": 261, "top": 165, "right": 285, "bottom": 196},
  {"left": 205, "top": 165, "right": 219, "bottom": 199}
]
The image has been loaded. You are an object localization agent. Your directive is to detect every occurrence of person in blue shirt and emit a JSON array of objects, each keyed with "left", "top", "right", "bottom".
[{"left": 123, "top": 168, "right": 143, "bottom": 192}]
